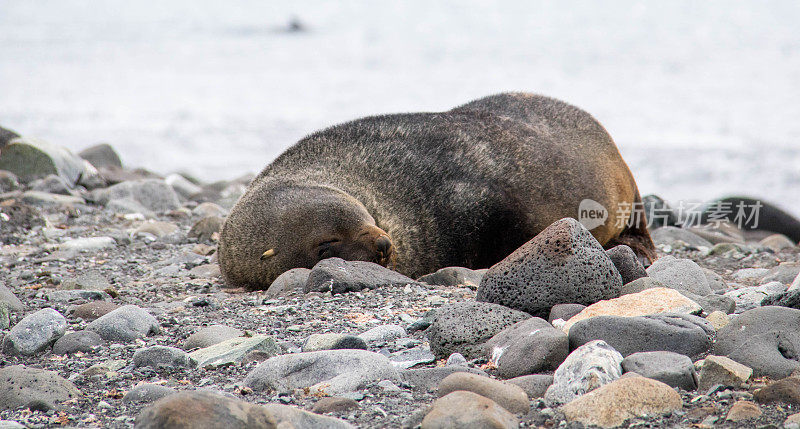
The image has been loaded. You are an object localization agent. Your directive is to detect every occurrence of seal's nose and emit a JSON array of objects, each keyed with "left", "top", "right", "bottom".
[{"left": 375, "top": 235, "right": 392, "bottom": 257}]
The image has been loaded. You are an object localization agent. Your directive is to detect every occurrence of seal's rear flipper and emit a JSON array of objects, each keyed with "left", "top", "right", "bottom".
[{"left": 605, "top": 191, "right": 658, "bottom": 266}]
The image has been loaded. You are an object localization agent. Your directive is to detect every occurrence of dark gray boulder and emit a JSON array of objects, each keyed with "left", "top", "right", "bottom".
[
  {"left": 606, "top": 245, "right": 647, "bottom": 285},
  {"left": 484, "top": 317, "right": 568, "bottom": 379},
  {"left": 622, "top": 351, "right": 697, "bottom": 391},
  {"left": 477, "top": 218, "right": 622, "bottom": 318},
  {"left": 417, "top": 267, "right": 486, "bottom": 288},
  {"left": 304, "top": 257, "right": 418, "bottom": 294}
]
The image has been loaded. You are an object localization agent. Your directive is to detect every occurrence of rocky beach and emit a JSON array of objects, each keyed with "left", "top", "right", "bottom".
[{"left": 2, "top": 133, "right": 800, "bottom": 429}]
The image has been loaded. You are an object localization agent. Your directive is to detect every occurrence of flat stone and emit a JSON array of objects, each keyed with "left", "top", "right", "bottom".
[
  {"left": 61, "top": 270, "right": 112, "bottom": 290},
  {"left": 754, "top": 376, "right": 800, "bottom": 405},
  {"left": 133, "top": 346, "right": 196, "bottom": 369},
  {"left": 569, "top": 312, "right": 713, "bottom": 358},
  {"left": 561, "top": 374, "right": 683, "bottom": 428},
  {"left": 401, "top": 367, "right": 489, "bottom": 392},
  {"left": 92, "top": 179, "right": 181, "bottom": 213},
  {"left": 544, "top": 340, "right": 623, "bottom": 406},
  {"left": 0, "top": 365, "right": 81, "bottom": 411},
  {"left": 2, "top": 308, "right": 66, "bottom": 356},
  {"left": 20, "top": 191, "right": 84, "bottom": 207},
  {"left": 122, "top": 383, "right": 178, "bottom": 404},
  {"left": 244, "top": 349, "right": 400, "bottom": 396},
  {"left": 52, "top": 330, "right": 104, "bottom": 355},
  {"left": 426, "top": 301, "right": 530, "bottom": 359},
  {"left": 697, "top": 355, "right": 753, "bottom": 391},
  {"left": 358, "top": 324, "right": 406, "bottom": 345},
  {"left": 733, "top": 268, "right": 771, "bottom": 282},
  {"left": 548, "top": 303, "right": 585, "bottom": 325},
  {"left": 562, "top": 287, "right": 702, "bottom": 332},
  {"left": 46, "top": 289, "right": 110, "bottom": 302},
  {"left": 477, "top": 218, "right": 622, "bottom": 318},
  {"left": 135, "top": 391, "right": 277, "bottom": 428},
  {"left": 312, "top": 396, "right": 359, "bottom": 414},
  {"left": 303, "top": 333, "right": 367, "bottom": 352},
  {"left": 70, "top": 301, "right": 120, "bottom": 321},
  {"left": 86, "top": 305, "right": 160, "bottom": 342},
  {"left": 78, "top": 143, "right": 122, "bottom": 169},
  {"left": 59, "top": 236, "right": 116, "bottom": 252},
  {"left": 484, "top": 317, "right": 568, "bottom": 379},
  {"left": 761, "top": 262, "right": 800, "bottom": 285},
  {"left": 651, "top": 226, "right": 713, "bottom": 248},
  {"left": 505, "top": 374, "right": 553, "bottom": 399},
  {"left": 421, "top": 391, "right": 518, "bottom": 429},
  {"left": 724, "top": 281, "right": 786, "bottom": 312},
  {"left": 622, "top": 351, "right": 697, "bottom": 390},
  {"left": 389, "top": 345, "right": 436, "bottom": 369},
  {"left": 438, "top": 372, "right": 529, "bottom": 414},
  {"left": 265, "top": 268, "right": 310, "bottom": 297},
  {"left": 133, "top": 221, "right": 179, "bottom": 239},
  {"left": 417, "top": 267, "right": 485, "bottom": 288},
  {"left": 606, "top": 245, "right": 647, "bottom": 285},
  {"left": 726, "top": 400, "right": 762, "bottom": 421},
  {"left": 713, "top": 306, "right": 800, "bottom": 378},
  {"left": 646, "top": 256, "right": 712, "bottom": 296},
  {"left": 189, "top": 335, "right": 278, "bottom": 369},
  {"left": 305, "top": 257, "right": 418, "bottom": 294}
]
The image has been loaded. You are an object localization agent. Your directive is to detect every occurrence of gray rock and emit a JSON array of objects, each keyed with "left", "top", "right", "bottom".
[
  {"left": 620, "top": 276, "right": 667, "bottom": 295},
  {"left": 0, "top": 137, "right": 98, "bottom": 185},
  {"left": 437, "top": 372, "right": 530, "bottom": 414},
  {"left": 266, "top": 268, "right": 311, "bottom": 297},
  {"left": 389, "top": 345, "right": 436, "bottom": 369},
  {"left": 548, "top": 303, "right": 586, "bottom": 324},
  {"left": 46, "top": 289, "right": 110, "bottom": 302},
  {"left": 622, "top": 351, "right": 697, "bottom": 390},
  {"left": 544, "top": 340, "right": 624, "bottom": 406},
  {"left": 86, "top": 305, "right": 160, "bottom": 342},
  {"left": 106, "top": 197, "right": 154, "bottom": 217},
  {"left": 165, "top": 173, "right": 202, "bottom": 199},
  {"left": 724, "top": 281, "right": 787, "bottom": 312},
  {"left": 713, "top": 306, "right": 800, "bottom": 378},
  {"left": 244, "top": 349, "right": 400, "bottom": 396},
  {"left": 20, "top": 191, "right": 85, "bottom": 207},
  {"left": 484, "top": 317, "right": 568, "bottom": 379},
  {"left": 762, "top": 288, "right": 800, "bottom": 309},
  {"left": 0, "top": 171, "right": 19, "bottom": 193},
  {"left": 506, "top": 374, "right": 553, "bottom": 399},
  {"left": 303, "top": 334, "right": 367, "bottom": 352},
  {"left": 311, "top": 396, "right": 359, "bottom": 414},
  {"left": 122, "top": 383, "right": 177, "bottom": 404},
  {"left": 133, "top": 346, "right": 196, "bottom": 369},
  {"left": 191, "top": 202, "right": 228, "bottom": 218},
  {"left": 52, "top": 330, "right": 104, "bottom": 355},
  {"left": 358, "top": 324, "right": 406, "bottom": 345},
  {"left": 2, "top": 308, "right": 67, "bottom": 356},
  {"left": 477, "top": 218, "right": 622, "bottom": 318},
  {"left": 759, "top": 234, "right": 796, "bottom": 252},
  {"left": 92, "top": 179, "right": 180, "bottom": 213},
  {"left": 189, "top": 335, "right": 279, "bottom": 369},
  {"left": 568, "top": 313, "right": 714, "bottom": 359},
  {"left": 733, "top": 268, "right": 771, "bottom": 283},
  {"left": 697, "top": 355, "right": 753, "bottom": 392},
  {"left": 761, "top": 262, "right": 800, "bottom": 285},
  {"left": 78, "top": 143, "right": 122, "bottom": 169},
  {"left": 29, "top": 174, "right": 73, "bottom": 195},
  {"left": 70, "top": 301, "right": 120, "bottom": 321},
  {"left": 426, "top": 301, "right": 530, "bottom": 359},
  {"left": 703, "top": 268, "right": 728, "bottom": 292},
  {"left": 263, "top": 403, "right": 355, "bottom": 429},
  {"left": 0, "top": 282, "right": 24, "bottom": 312},
  {"left": 59, "top": 236, "right": 116, "bottom": 252},
  {"left": 646, "top": 256, "right": 713, "bottom": 296},
  {"left": 0, "top": 304, "right": 10, "bottom": 330},
  {"left": 401, "top": 366, "right": 489, "bottom": 391},
  {"left": 305, "top": 258, "right": 418, "bottom": 294},
  {"left": 135, "top": 391, "right": 278, "bottom": 428},
  {"left": 606, "top": 245, "right": 647, "bottom": 285},
  {"left": 187, "top": 215, "right": 223, "bottom": 242},
  {"left": 0, "top": 365, "right": 81, "bottom": 411},
  {"left": 417, "top": 267, "right": 486, "bottom": 288},
  {"left": 445, "top": 353, "right": 467, "bottom": 367},
  {"left": 184, "top": 324, "right": 243, "bottom": 350},
  {"left": 651, "top": 226, "right": 713, "bottom": 248},
  {"left": 621, "top": 277, "right": 733, "bottom": 314},
  {"left": 0, "top": 420, "right": 24, "bottom": 429}
]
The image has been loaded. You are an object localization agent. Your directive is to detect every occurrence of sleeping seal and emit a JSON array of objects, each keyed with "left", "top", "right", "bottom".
[{"left": 218, "top": 92, "right": 656, "bottom": 290}]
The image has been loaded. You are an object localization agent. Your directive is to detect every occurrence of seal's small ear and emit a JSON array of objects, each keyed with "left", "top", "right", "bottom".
[{"left": 260, "top": 248, "right": 277, "bottom": 260}]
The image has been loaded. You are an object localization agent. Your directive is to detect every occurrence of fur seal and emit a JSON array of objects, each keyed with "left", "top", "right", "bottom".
[{"left": 219, "top": 92, "right": 656, "bottom": 290}]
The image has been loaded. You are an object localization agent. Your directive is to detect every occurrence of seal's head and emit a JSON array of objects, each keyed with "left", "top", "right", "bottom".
[{"left": 219, "top": 181, "right": 393, "bottom": 290}]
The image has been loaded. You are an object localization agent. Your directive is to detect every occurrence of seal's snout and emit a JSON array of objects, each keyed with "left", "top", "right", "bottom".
[{"left": 375, "top": 235, "right": 392, "bottom": 258}]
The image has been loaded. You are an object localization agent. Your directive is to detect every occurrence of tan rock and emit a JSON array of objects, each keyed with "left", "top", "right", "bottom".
[
  {"left": 759, "top": 234, "right": 796, "bottom": 253},
  {"left": 561, "top": 374, "right": 682, "bottom": 428},
  {"left": 438, "top": 372, "right": 529, "bottom": 414},
  {"left": 135, "top": 391, "right": 277, "bottom": 428},
  {"left": 726, "top": 400, "right": 762, "bottom": 421},
  {"left": 421, "top": 391, "right": 518, "bottom": 429},
  {"left": 785, "top": 411, "right": 800, "bottom": 426},
  {"left": 705, "top": 311, "right": 730, "bottom": 331},
  {"left": 697, "top": 355, "right": 752, "bottom": 391},
  {"left": 562, "top": 288, "right": 701, "bottom": 333}
]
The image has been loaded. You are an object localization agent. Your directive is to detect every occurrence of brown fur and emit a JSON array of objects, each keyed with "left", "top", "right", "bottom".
[{"left": 218, "top": 93, "right": 656, "bottom": 289}]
